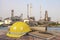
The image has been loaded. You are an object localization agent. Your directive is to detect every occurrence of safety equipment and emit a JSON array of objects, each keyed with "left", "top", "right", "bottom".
[{"left": 6, "top": 22, "right": 31, "bottom": 38}]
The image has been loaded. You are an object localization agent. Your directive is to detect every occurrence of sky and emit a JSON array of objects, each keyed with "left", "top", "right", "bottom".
[{"left": 0, "top": 0, "right": 60, "bottom": 21}]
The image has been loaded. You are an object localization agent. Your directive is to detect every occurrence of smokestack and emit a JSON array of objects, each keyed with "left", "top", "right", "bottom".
[
  {"left": 40, "top": 5, "right": 42, "bottom": 20},
  {"left": 30, "top": 3, "right": 32, "bottom": 17},
  {"left": 27, "top": 4, "right": 29, "bottom": 19},
  {"left": 11, "top": 10, "right": 14, "bottom": 19},
  {"left": 11, "top": 10, "right": 14, "bottom": 18},
  {"left": 45, "top": 10, "right": 48, "bottom": 21}
]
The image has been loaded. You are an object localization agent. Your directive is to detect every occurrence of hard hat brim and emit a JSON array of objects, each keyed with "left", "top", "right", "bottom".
[{"left": 7, "top": 32, "right": 26, "bottom": 38}]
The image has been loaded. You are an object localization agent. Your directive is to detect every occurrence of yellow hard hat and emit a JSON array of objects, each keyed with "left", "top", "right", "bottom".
[{"left": 6, "top": 22, "right": 31, "bottom": 38}]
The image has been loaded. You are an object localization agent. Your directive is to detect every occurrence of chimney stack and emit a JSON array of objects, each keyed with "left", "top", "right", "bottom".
[
  {"left": 11, "top": 10, "right": 14, "bottom": 17},
  {"left": 44, "top": 10, "right": 48, "bottom": 21}
]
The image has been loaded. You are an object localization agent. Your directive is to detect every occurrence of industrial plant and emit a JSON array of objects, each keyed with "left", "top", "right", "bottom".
[{"left": 0, "top": 3, "right": 60, "bottom": 40}]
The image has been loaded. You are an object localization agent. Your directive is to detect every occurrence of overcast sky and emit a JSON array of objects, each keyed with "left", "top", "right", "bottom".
[{"left": 0, "top": 0, "right": 60, "bottom": 21}]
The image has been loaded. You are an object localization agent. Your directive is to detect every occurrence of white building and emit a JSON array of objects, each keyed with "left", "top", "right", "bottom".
[
  {"left": 4, "top": 18, "right": 12, "bottom": 24},
  {"left": 0, "top": 21, "right": 4, "bottom": 25},
  {"left": 24, "top": 18, "right": 29, "bottom": 23}
]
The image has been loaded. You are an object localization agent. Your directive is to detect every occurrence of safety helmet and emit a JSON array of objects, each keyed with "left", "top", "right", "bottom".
[{"left": 6, "top": 22, "right": 31, "bottom": 38}]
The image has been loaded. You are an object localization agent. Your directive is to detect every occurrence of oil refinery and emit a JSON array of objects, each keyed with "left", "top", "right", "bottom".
[{"left": 0, "top": 3, "right": 60, "bottom": 40}]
